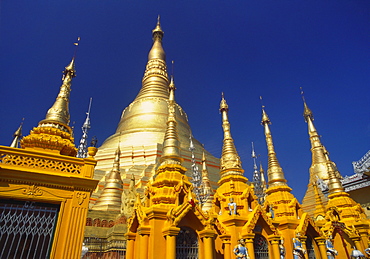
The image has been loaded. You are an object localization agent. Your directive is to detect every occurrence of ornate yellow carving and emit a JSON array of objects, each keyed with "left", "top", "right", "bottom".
[
  {"left": 22, "top": 185, "right": 43, "bottom": 196},
  {"left": 21, "top": 126, "right": 77, "bottom": 156},
  {"left": 76, "top": 192, "right": 87, "bottom": 205},
  {"left": 0, "top": 151, "right": 82, "bottom": 174}
]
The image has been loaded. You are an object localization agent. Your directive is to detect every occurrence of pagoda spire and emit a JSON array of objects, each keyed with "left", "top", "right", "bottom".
[
  {"left": 160, "top": 74, "right": 182, "bottom": 165},
  {"left": 261, "top": 105, "right": 288, "bottom": 188},
  {"left": 21, "top": 39, "right": 80, "bottom": 156},
  {"left": 261, "top": 102, "right": 300, "bottom": 223},
  {"left": 43, "top": 57, "right": 75, "bottom": 126},
  {"left": 93, "top": 145, "right": 123, "bottom": 211},
  {"left": 201, "top": 149, "right": 213, "bottom": 212},
  {"left": 10, "top": 119, "right": 23, "bottom": 148},
  {"left": 325, "top": 153, "right": 344, "bottom": 195},
  {"left": 252, "top": 142, "right": 264, "bottom": 204},
  {"left": 77, "top": 98, "right": 92, "bottom": 158},
  {"left": 301, "top": 90, "right": 332, "bottom": 181},
  {"left": 189, "top": 131, "right": 202, "bottom": 198},
  {"left": 312, "top": 182, "right": 326, "bottom": 220},
  {"left": 259, "top": 162, "right": 267, "bottom": 195},
  {"left": 135, "top": 16, "right": 169, "bottom": 100},
  {"left": 219, "top": 93, "right": 243, "bottom": 177}
]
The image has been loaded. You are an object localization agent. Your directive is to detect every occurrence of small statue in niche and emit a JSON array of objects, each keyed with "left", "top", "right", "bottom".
[
  {"left": 292, "top": 233, "right": 306, "bottom": 259},
  {"left": 364, "top": 242, "right": 370, "bottom": 257},
  {"left": 325, "top": 236, "right": 338, "bottom": 259},
  {"left": 233, "top": 238, "right": 250, "bottom": 259},
  {"left": 351, "top": 247, "right": 365, "bottom": 258},
  {"left": 279, "top": 238, "right": 285, "bottom": 259},
  {"left": 228, "top": 198, "right": 237, "bottom": 215}
]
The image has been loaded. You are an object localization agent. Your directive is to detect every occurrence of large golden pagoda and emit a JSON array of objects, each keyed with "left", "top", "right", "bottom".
[{"left": 92, "top": 17, "right": 220, "bottom": 200}]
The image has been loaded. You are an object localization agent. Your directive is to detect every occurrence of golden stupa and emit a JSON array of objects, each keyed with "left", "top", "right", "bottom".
[{"left": 93, "top": 17, "right": 220, "bottom": 197}]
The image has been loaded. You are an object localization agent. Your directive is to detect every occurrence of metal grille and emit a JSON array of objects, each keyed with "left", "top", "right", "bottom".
[
  {"left": 306, "top": 236, "right": 316, "bottom": 259},
  {"left": 0, "top": 199, "right": 59, "bottom": 259},
  {"left": 253, "top": 234, "right": 269, "bottom": 259},
  {"left": 176, "top": 226, "right": 198, "bottom": 259}
]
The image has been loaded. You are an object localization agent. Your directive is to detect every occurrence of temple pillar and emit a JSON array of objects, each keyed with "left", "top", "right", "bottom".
[
  {"left": 269, "top": 236, "right": 281, "bottom": 259},
  {"left": 163, "top": 226, "right": 180, "bottom": 259},
  {"left": 138, "top": 226, "right": 150, "bottom": 259},
  {"left": 356, "top": 225, "right": 370, "bottom": 249},
  {"left": 300, "top": 236, "right": 309, "bottom": 259},
  {"left": 220, "top": 234, "right": 232, "bottom": 259},
  {"left": 352, "top": 236, "right": 365, "bottom": 252},
  {"left": 125, "top": 232, "right": 136, "bottom": 259},
  {"left": 315, "top": 237, "right": 327, "bottom": 259},
  {"left": 199, "top": 229, "right": 215, "bottom": 259},
  {"left": 244, "top": 234, "right": 255, "bottom": 259}
]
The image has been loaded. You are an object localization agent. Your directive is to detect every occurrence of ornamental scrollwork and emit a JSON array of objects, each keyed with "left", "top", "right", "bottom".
[
  {"left": 22, "top": 185, "right": 43, "bottom": 196},
  {"left": 76, "top": 192, "right": 87, "bottom": 205}
]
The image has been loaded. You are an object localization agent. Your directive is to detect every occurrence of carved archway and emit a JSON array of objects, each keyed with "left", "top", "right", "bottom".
[
  {"left": 253, "top": 234, "right": 269, "bottom": 259},
  {"left": 176, "top": 226, "right": 198, "bottom": 259},
  {"left": 306, "top": 236, "right": 316, "bottom": 259}
]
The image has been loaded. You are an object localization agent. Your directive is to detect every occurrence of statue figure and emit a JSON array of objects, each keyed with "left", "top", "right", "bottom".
[
  {"left": 351, "top": 247, "right": 365, "bottom": 258},
  {"left": 279, "top": 238, "right": 285, "bottom": 259},
  {"left": 81, "top": 243, "right": 88, "bottom": 258},
  {"left": 233, "top": 238, "right": 250, "bottom": 259},
  {"left": 228, "top": 198, "right": 237, "bottom": 215},
  {"left": 292, "top": 234, "right": 306, "bottom": 259},
  {"left": 364, "top": 243, "right": 370, "bottom": 257},
  {"left": 325, "top": 236, "right": 338, "bottom": 259},
  {"left": 269, "top": 206, "right": 275, "bottom": 218}
]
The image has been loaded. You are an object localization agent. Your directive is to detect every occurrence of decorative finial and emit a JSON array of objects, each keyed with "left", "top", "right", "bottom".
[
  {"left": 169, "top": 66, "right": 176, "bottom": 102},
  {"left": 21, "top": 41, "right": 79, "bottom": 156},
  {"left": 93, "top": 140, "right": 123, "bottom": 211},
  {"left": 134, "top": 17, "right": 168, "bottom": 100},
  {"left": 261, "top": 104, "right": 288, "bottom": 188},
  {"left": 160, "top": 76, "right": 182, "bottom": 165},
  {"left": 260, "top": 99, "right": 271, "bottom": 126},
  {"left": 152, "top": 15, "right": 164, "bottom": 40},
  {"left": 252, "top": 142, "right": 265, "bottom": 204},
  {"left": 90, "top": 136, "right": 98, "bottom": 147},
  {"left": 220, "top": 92, "right": 229, "bottom": 112},
  {"left": 301, "top": 87, "right": 313, "bottom": 122},
  {"left": 219, "top": 93, "right": 243, "bottom": 175},
  {"left": 42, "top": 39, "right": 79, "bottom": 126},
  {"left": 73, "top": 37, "right": 81, "bottom": 59},
  {"left": 10, "top": 118, "right": 24, "bottom": 148},
  {"left": 77, "top": 97, "right": 93, "bottom": 158}
]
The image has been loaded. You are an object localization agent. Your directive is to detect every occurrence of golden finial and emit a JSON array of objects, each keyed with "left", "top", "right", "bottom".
[
  {"left": 260, "top": 96, "right": 270, "bottom": 125},
  {"left": 325, "top": 153, "right": 344, "bottom": 194},
  {"left": 21, "top": 40, "right": 80, "bottom": 156},
  {"left": 135, "top": 17, "right": 168, "bottom": 100},
  {"left": 300, "top": 87, "right": 313, "bottom": 122},
  {"left": 10, "top": 118, "right": 24, "bottom": 148},
  {"left": 152, "top": 15, "right": 164, "bottom": 40},
  {"left": 261, "top": 104, "right": 288, "bottom": 188},
  {"left": 219, "top": 93, "right": 243, "bottom": 175},
  {"left": 220, "top": 92, "right": 229, "bottom": 112},
  {"left": 169, "top": 61, "right": 176, "bottom": 101},
  {"left": 160, "top": 76, "right": 182, "bottom": 165},
  {"left": 41, "top": 39, "right": 80, "bottom": 127},
  {"left": 93, "top": 141, "right": 123, "bottom": 211},
  {"left": 202, "top": 146, "right": 208, "bottom": 173}
]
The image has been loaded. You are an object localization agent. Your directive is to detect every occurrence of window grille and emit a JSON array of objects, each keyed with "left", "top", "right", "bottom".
[
  {"left": 0, "top": 199, "right": 59, "bottom": 259},
  {"left": 253, "top": 234, "right": 269, "bottom": 259},
  {"left": 176, "top": 226, "right": 198, "bottom": 259}
]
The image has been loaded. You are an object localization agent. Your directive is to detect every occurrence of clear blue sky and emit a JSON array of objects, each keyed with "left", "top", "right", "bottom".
[{"left": 1, "top": 1, "right": 369, "bottom": 201}]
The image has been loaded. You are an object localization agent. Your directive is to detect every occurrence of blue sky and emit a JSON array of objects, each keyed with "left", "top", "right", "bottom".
[{"left": 1, "top": 1, "right": 369, "bottom": 201}]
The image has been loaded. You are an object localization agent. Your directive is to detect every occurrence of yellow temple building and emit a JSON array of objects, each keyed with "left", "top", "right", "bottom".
[{"left": 1, "top": 18, "right": 370, "bottom": 259}]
